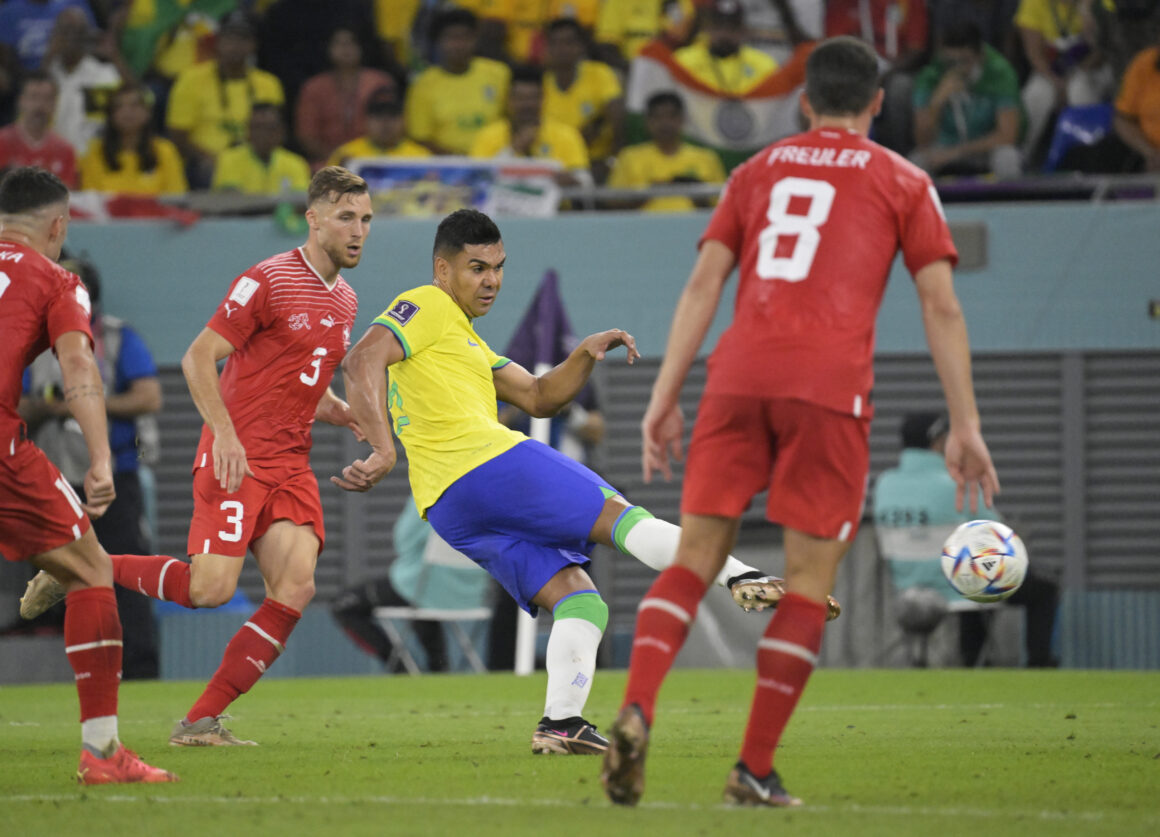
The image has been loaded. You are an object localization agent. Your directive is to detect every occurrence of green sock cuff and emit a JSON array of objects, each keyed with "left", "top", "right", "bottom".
[
  {"left": 612, "top": 505, "right": 654, "bottom": 554},
  {"left": 552, "top": 591, "right": 609, "bottom": 632}
]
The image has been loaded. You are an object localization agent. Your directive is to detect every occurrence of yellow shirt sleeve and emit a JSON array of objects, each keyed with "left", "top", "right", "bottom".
[
  {"left": 470, "top": 121, "right": 508, "bottom": 158},
  {"left": 404, "top": 71, "right": 436, "bottom": 145},
  {"left": 164, "top": 65, "right": 200, "bottom": 133},
  {"left": 155, "top": 137, "right": 188, "bottom": 194},
  {"left": 550, "top": 122, "right": 590, "bottom": 170},
  {"left": 373, "top": 287, "right": 447, "bottom": 360},
  {"left": 608, "top": 146, "right": 643, "bottom": 188}
]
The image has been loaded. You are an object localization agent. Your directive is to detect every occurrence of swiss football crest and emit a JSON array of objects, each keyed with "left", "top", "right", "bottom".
[
  {"left": 386, "top": 299, "right": 419, "bottom": 326},
  {"left": 288, "top": 312, "right": 311, "bottom": 330}
]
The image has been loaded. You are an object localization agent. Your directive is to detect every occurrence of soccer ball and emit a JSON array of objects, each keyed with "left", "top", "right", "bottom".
[{"left": 940, "top": 520, "right": 1028, "bottom": 603}]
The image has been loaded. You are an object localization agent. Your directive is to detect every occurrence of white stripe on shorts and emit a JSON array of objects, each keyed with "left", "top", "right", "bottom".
[{"left": 54, "top": 476, "right": 84, "bottom": 518}]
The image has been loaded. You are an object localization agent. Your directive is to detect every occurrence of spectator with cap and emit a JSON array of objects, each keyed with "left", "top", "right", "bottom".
[
  {"left": 673, "top": 0, "right": 780, "bottom": 96},
  {"left": 874, "top": 411, "right": 1060, "bottom": 668},
  {"left": 0, "top": 71, "right": 77, "bottom": 187},
  {"left": 405, "top": 8, "right": 511, "bottom": 155},
  {"left": 911, "top": 20, "right": 1023, "bottom": 178},
  {"left": 212, "top": 103, "right": 311, "bottom": 195},
  {"left": 294, "top": 25, "right": 399, "bottom": 170},
  {"left": 327, "top": 88, "right": 432, "bottom": 167},
  {"left": 165, "top": 10, "right": 284, "bottom": 188}
]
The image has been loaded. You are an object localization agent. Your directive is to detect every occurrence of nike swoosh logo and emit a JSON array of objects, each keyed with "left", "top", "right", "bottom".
[{"left": 467, "top": 339, "right": 479, "bottom": 347}]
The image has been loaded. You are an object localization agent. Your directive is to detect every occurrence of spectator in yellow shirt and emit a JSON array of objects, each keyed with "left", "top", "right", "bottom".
[
  {"left": 328, "top": 88, "right": 433, "bottom": 167},
  {"left": 80, "top": 82, "right": 188, "bottom": 195},
  {"left": 405, "top": 8, "right": 512, "bottom": 155},
  {"left": 607, "top": 90, "right": 725, "bottom": 212},
  {"left": 211, "top": 103, "right": 311, "bottom": 195},
  {"left": 164, "top": 11, "right": 285, "bottom": 187},
  {"left": 543, "top": 17, "right": 625, "bottom": 182},
  {"left": 672, "top": 0, "right": 778, "bottom": 97},
  {"left": 470, "top": 64, "right": 590, "bottom": 184}
]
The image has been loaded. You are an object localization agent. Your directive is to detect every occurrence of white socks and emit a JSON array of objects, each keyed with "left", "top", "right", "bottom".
[
  {"left": 621, "top": 515, "right": 759, "bottom": 588},
  {"left": 81, "top": 715, "right": 119, "bottom": 757},
  {"left": 543, "top": 617, "right": 602, "bottom": 720}
]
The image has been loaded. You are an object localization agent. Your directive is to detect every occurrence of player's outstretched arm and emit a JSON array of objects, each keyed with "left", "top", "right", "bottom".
[
  {"left": 332, "top": 325, "right": 403, "bottom": 492},
  {"left": 55, "top": 330, "right": 115, "bottom": 518},
  {"left": 642, "top": 239, "right": 735, "bottom": 482},
  {"left": 493, "top": 329, "right": 640, "bottom": 418},
  {"left": 182, "top": 327, "right": 251, "bottom": 494},
  {"left": 913, "top": 259, "right": 1000, "bottom": 512}
]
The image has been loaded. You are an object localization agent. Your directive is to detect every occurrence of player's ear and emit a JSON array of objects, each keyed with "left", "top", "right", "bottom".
[
  {"left": 433, "top": 254, "right": 449, "bottom": 281},
  {"left": 305, "top": 206, "right": 318, "bottom": 230}
]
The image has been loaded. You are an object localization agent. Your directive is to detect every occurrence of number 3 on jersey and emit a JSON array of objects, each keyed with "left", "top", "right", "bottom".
[
  {"left": 299, "top": 347, "right": 327, "bottom": 386},
  {"left": 756, "top": 177, "right": 836, "bottom": 282}
]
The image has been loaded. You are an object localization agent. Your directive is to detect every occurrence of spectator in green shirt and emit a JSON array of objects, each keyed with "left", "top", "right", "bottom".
[{"left": 911, "top": 20, "right": 1023, "bottom": 178}]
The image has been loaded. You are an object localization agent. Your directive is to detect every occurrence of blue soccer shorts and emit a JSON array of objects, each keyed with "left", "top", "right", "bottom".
[{"left": 426, "top": 439, "right": 618, "bottom": 616}]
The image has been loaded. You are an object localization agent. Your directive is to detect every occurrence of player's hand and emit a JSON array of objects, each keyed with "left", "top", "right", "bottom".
[
  {"left": 944, "top": 425, "right": 1000, "bottom": 514},
  {"left": 331, "top": 447, "right": 396, "bottom": 492},
  {"left": 81, "top": 459, "right": 116, "bottom": 518},
  {"left": 317, "top": 396, "right": 366, "bottom": 441},
  {"left": 581, "top": 329, "right": 640, "bottom": 364},
  {"left": 212, "top": 430, "right": 254, "bottom": 494},
  {"left": 641, "top": 400, "right": 684, "bottom": 483}
]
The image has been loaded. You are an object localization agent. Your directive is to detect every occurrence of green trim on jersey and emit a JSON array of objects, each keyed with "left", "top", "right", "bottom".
[{"left": 374, "top": 318, "right": 412, "bottom": 358}]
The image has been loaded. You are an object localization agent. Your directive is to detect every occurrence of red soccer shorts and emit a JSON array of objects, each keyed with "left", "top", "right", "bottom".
[
  {"left": 187, "top": 459, "right": 325, "bottom": 558},
  {"left": 681, "top": 395, "right": 871, "bottom": 541},
  {"left": 0, "top": 439, "right": 92, "bottom": 561}
]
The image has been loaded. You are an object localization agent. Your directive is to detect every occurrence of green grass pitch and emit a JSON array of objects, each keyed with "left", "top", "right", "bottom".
[{"left": 2, "top": 668, "right": 1157, "bottom": 836}]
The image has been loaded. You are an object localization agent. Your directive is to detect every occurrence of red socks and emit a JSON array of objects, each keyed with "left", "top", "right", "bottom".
[
  {"left": 110, "top": 554, "right": 192, "bottom": 608},
  {"left": 64, "top": 587, "right": 122, "bottom": 722},
  {"left": 186, "top": 598, "right": 301, "bottom": 722},
  {"left": 739, "top": 592, "right": 827, "bottom": 777},
  {"left": 622, "top": 566, "right": 707, "bottom": 726}
]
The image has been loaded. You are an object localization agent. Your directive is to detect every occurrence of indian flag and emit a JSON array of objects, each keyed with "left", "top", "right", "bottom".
[{"left": 626, "top": 40, "right": 814, "bottom": 171}]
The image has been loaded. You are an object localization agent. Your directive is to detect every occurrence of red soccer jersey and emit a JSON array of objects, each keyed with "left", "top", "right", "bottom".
[
  {"left": 195, "top": 247, "right": 358, "bottom": 465},
  {"left": 0, "top": 126, "right": 78, "bottom": 188},
  {"left": 0, "top": 241, "right": 92, "bottom": 446},
  {"left": 700, "top": 127, "right": 957, "bottom": 417}
]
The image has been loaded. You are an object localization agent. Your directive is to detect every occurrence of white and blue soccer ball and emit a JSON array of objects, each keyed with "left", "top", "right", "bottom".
[{"left": 940, "top": 520, "right": 1028, "bottom": 603}]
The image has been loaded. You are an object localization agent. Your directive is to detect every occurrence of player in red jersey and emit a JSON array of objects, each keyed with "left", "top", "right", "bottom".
[
  {"left": 602, "top": 37, "right": 1001, "bottom": 807},
  {"left": 21, "top": 167, "right": 372, "bottom": 746},
  {"left": 0, "top": 167, "right": 176, "bottom": 784}
]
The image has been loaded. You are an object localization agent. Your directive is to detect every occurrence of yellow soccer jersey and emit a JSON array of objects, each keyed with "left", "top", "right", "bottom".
[
  {"left": 211, "top": 145, "right": 311, "bottom": 195},
  {"left": 608, "top": 141, "right": 726, "bottom": 212},
  {"left": 327, "top": 137, "right": 433, "bottom": 167},
  {"left": 374, "top": 284, "right": 525, "bottom": 515},
  {"left": 404, "top": 58, "right": 511, "bottom": 154},
  {"left": 469, "top": 118, "right": 590, "bottom": 170},
  {"left": 595, "top": 0, "right": 694, "bottom": 60},
  {"left": 165, "top": 61, "right": 285, "bottom": 155},
  {"left": 545, "top": 60, "right": 623, "bottom": 159},
  {"left": 672, "top": 42, "right": 778, "bottom": 97}
]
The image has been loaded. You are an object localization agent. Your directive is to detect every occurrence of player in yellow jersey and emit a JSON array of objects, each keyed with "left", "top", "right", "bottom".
[{"left": 335, "top": 209, "right": 840, "bottom": 756}]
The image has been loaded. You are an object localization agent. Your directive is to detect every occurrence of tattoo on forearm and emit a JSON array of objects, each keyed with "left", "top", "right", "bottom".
[{"left": 63, "top": 385, "right": 105, "bottom": 403}]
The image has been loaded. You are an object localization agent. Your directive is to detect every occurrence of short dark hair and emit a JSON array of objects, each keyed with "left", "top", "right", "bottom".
[
  {"left": 0, "top": 166, "right": 69, "bottom": 214},
  {"left": 431, "top": 8, "right": 478, "bottom": 40},
  {"left": 433, "top": 209, "right": 501, "bottom": 262},
  {"left": 646, "top": 90, "right": 684, "bottom": 115},
  {"left": 308, "top": 166, "right": 369, "bottom": 206},
  {"left": 249, "top": 102, "right": 284, "bottom": 122},
  {"left": 545, "top": 17, "right": 585, "bottom": 40},
  {"left": 805, "top": 36, "right": 881, "bottom": 117},
  {"left": 940, "top": 20, "right": 984, "bottom": 52},
  {"left": 19, "top": 69, "right": 57, "bottom": 96},
  {"left": 510, "top": 64, "right": 544, "bottom": 88}
]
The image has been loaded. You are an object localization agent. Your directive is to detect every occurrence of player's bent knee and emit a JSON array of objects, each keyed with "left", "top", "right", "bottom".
[
  {"left": 188, "top": 574, "right": 238, "bottom": 609},
  {"left": 270, "top": 578, "right": 314, "bottom": 612}
]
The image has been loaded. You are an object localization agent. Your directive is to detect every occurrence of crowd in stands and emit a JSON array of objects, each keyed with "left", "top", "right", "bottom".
[{"left": 2, "top": 0, "right": 1159, "bottom": 212}]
